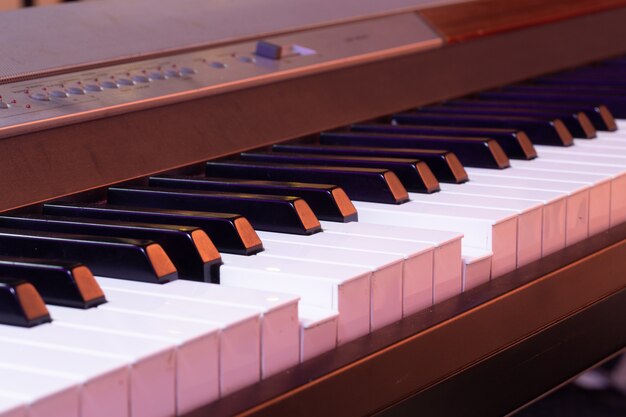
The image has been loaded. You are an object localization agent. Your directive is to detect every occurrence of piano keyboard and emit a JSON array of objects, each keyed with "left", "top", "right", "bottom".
[{"left": 1, "top": 1, "right": 626, "bottom": 416}]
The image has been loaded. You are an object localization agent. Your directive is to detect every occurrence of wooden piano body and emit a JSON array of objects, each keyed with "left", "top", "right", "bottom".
[{"left": 0, "top": 0, "right": 625, "bottom": 415}]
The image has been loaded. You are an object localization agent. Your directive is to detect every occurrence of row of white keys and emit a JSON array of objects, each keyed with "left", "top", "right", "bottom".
[
  {"left": 94, "top": 277, "right": 300, "bottom": 378},
  {"left": 447, "top": 174, "right": 591, "bottom": 247},
  {"left": 256, "top": 226, "right": 452, "bottom": 315},
  {"left": 536, "top": 140, "right": 626, "bottom": 225},
  {"left": 439, "top": 183, "right": 567, "bottom": 256},
  {"left": 407, "top": 192, "right": 543, "bottom": 266},
  {"left": 0, "top": 340, "right": 129, "bottom": 417},
  {"left": 105, "top": 278, "right": 337, "bottom": 369},
  {"left": 353, "top": 201, "right": 517, "bottom": 277},
  {"left": 0, "top": 366, "right": 80, "bottom": 417},
  {"left": 47, "top": 303, "right": 220, "bottom": 416},
  {"left": 316, "top": 221, "right": 465, "bottom": 303},
  {"left": 91, "top": 284, "right": 261, "bottom": 399},
  {"left": 256, "top": 239, "right": 403, "bottom": 331},
  {"left": 219, "top": 253, "right": 370, "bottom": 345},
  {"left": 466, "top": 168, "right": 611, "bottom": 242},
  {"left": 0, "top": 321, "right": 174, "bottom": 417},
  {"left": 508, "top": 158, "right": 626, "bottom": 232}
]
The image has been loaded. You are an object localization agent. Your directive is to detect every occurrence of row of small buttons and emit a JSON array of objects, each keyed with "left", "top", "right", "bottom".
[{"left": 25, "top": 67, "right": 197, "bottom": 103}]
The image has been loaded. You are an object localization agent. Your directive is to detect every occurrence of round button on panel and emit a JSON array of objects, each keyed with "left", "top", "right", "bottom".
[
  {"left": 101, "top": 81, "right": 119, "bottom": 89},
  {"left": 132, "top": 75, "right": 150, "bottom": 83},
  {"left": 210, "top": 61, "right": 226, "bottom": 69},
  {"left": 180, "top": 67, "right": 196, "bottom": 76},
  {"left": 117, "top": 78, "right": 135, "bottom": 86},
  {"left": 85, "top": 84, "right": 103, "bottom": 92},
  {"left": 164, "top": 69, "right": 180, "bottom": 78},
  {"left": 0, "top": 101, "right": 10, "bottom": 109},
  {"left": 238, "top": 56, "right": 256, "bottom": 63},
  {"left": 30, "top": 92, "right": 49, "bottom": 101},
  {"left": 50, "top": 90, "right": 69, "bottom": 98},
  {"left": 149, "top": 72, "right": 166, "bottom": 80},
  {"left": 66, "top": 87, "right": 85, "bottom": 95}
]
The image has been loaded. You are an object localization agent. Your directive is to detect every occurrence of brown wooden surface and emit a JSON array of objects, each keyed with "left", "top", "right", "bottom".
[
  {"left": 3, "top": 6, "right": 626, "bottom": 214},
  {"left": 420, "top": 0, "right": 626, "bottom": 42}
]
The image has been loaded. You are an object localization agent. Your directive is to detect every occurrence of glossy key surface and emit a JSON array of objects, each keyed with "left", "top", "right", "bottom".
[
  {"left": 420, "top": 104, "right": 596, "bottom": 138},
  {"left": 0, "top": 257, "right": 105, "bottom": 308},
  {"left": 149, "top": 175, "right": 358, "bottom": 223},
  {"left": 239, "top": 151, "right": 440, "bottom": 193},
  {"left": 393, "top": 112, "right": 573, "bottom": 146},
  {"left": 107, "top": 186, "right": 321, "bottom": 235},
  {"left": 272, "top": 143, "right": 468, "bottom": 183},
  {"left": 478, "top": 90, "right": 626, "bottom": 118},
  {"left": 0, "top": 215, "right": 221, "bottom": 283},
  {"left": 320, "top": 131, "right": 510, "bottom": 169},
  {"left": 350, "top": 123, "right": 537, "bottom": 160},
  {"left": 205, "top": 160, "right": 409, "bottom": 204},
  {"left": 44, "top": 202, "right": 263, "bottom": 255},
  {"left": 445, "top": 99, "right": 617, "bottom": 131},
  {"left": 0, "top": 229, "right": 177, "bottom": 284}
]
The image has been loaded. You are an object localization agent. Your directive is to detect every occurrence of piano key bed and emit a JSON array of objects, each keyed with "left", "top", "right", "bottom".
[{"left": 1, "top": 1, "right": 626, "bottom": 416}]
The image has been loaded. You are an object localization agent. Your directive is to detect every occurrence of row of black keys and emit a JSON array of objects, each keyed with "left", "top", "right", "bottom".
[{"left": 3, "top": 56, "right": 626, "bottom": 328}]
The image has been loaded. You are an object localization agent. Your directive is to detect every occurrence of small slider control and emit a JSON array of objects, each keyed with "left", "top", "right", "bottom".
[{"left": 255, "top": 40, "right": 283, "bottom": 60}]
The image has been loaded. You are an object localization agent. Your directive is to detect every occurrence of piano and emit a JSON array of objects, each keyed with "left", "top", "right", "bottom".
[{"left": 0, "top": 0, "right": 625, "bottom": 416}]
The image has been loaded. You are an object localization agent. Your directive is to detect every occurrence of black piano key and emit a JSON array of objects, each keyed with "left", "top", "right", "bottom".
[
  {"left": 0, "top": 215, "right": 221, "bottom": 283},
  {"left": 536, "top": 75, "right": 626, "bottom": 89},
  {"left": 272, "top": 142, "right": 469, "bottom": 183},
  {"left": 0, "top": 278, "right": 51, "bottom": 327},
  {"left": 0, "top": 229, "right": 178, "bottom": 284},
  {"left": 420, "top": 104, "right": 596, "bottom": 139},
  {"left": 393, "top": 112, "right": 573, "bottom": 147},
  {"left": 478, "top": 90, "right": 626, "bottom": 118},
  {"left": 351, "top": 123, "right": 537, "bottom": 160},
  {"left": 149, "top": 176, "right": 358, "bottom": 223},
  {"left": 504, "top": 84, "right": 626, "bottom": 96},
  {"left": 44, "top": 202, "right": 263, "bottom": 255},
  {"left": 205, "top": 160, "right": 409, "bottom": 204},
  {"left": 0, "top": 257, "right": 106, "bottom": 309},
  {"left": 108, "top": 186, "right": 322, "bottom": 235},
  {"left": 239, "top": 151, "right": 440, "bottom": 194},
  {"left": 443, "top": 99, "right": 617, "bottom": 131},
  {"left": 319, "top": 131, "right": 510, "bottom": 169}
]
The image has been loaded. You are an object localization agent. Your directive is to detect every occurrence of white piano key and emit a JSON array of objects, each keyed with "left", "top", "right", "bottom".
[
  {"left": 317, "top": 221, "right": 463, "bottom": 306},
  {"left": 298, "top": 305, "right": 339, "bottom": 362},
  {"left": 94, "top": 285, "right": 261, "bottom": 396},
  {"left": 47, "top": 305, "right": 218, "bottom": 416},
  {"left": 0, "top": 340, "right": 128, "bottom": 417},
  {"left": 220, "top": 254, "right": 370, "bottom": 344},
  {"left": 407, "top": 193, "right": 543, "bottom": 266},
  {"left": 458, "top": 174, "right": 590, "bottom": 247},
  {"left": 353, "top": 201, "right": 518, "bottom": 278},
  {"left": 257, "top": 229, "right": 439, "bottom": 314},
  {"left": 462, "top": 246, "right": 492, "bottom": 291},
  {"left": 0, "top": 395, "right": 26, "bottom": 417},
  {"left": 467, "top": 168, "right": 611, "bottom": 239},
  {"left": 94, "top": 277, "right": 298, "bottom": 379},
  {"left": 0, "top": 323, "right": 175, "bottom": 417},
  {"left": 258, "top": 239, "right": 402, "bottom": 331},
  {"left": 0, "top": 367, "right": 79, "bottom": 417}
]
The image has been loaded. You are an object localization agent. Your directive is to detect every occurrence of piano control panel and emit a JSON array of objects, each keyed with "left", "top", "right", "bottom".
[{"left": 0, "top": 12, "right": 441, "bottom": 139}]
